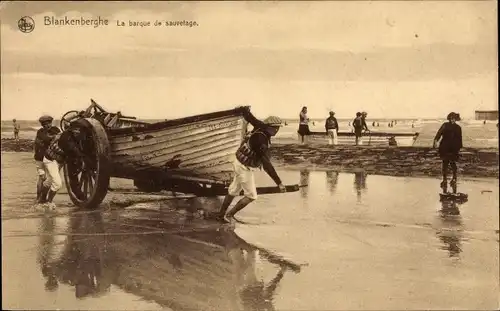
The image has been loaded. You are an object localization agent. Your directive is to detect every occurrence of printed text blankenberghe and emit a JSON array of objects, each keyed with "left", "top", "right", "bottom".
[{"left": 44, "top": 16, "right": 109, "bottom": 28}]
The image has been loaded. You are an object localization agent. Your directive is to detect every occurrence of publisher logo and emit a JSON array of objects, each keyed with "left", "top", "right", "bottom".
[{"left": 18, "top": 16, "right": 35, "bottom": 33}]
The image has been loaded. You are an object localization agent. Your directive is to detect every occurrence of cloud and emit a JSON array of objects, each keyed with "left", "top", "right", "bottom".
[
  {"left": 1, "top": 43, "right": 496, "bottom": 81},
  {"left": 1, "top": 72, "right": 497, "bottom": 121}
]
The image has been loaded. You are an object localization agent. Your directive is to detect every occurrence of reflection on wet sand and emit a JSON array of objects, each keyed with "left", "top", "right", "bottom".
[
  {"left": 325, "top": 171, "right": 339, "bottom": 194},
  {"left": 52, "top": 209, "right": 114, "bottom": 298},
  {"left": 299, "top": 169, "right": 310, "bottom": 198},
  {"left": 353, "top": 171, "right": 368, "bottom": 202},
  {"left": 37, "top": 215, "right": 59, "bottom": 292},
  {"left": 40, "top": 207, "right": 301, "bottom": 310},
  {"left": 436, "top": 200, "right": 464, "bottom": 259}
]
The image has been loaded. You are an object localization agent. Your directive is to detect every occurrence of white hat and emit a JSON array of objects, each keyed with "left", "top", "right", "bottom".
[{"left": 263, "top": 116, "right": 283, "bottom": 127}]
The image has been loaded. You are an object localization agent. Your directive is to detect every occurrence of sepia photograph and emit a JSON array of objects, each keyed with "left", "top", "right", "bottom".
[{"left": 1, "top": 1, "right": 498, "bottom": 310}]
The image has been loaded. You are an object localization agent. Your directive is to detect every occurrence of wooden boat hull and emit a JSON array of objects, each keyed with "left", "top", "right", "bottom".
[
  {"left": 107, "top": 108, "right": 248, "bottom": 184},
  {"left": 309, "top": 131, "right": 419, "bottom": 146}
]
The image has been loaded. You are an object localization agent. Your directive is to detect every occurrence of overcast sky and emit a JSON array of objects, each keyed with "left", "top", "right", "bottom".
[{"left": 1, "top": 1, "right": 497, "bottom": 120}]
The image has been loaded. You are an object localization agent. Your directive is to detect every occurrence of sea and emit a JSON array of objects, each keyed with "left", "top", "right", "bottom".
[{"left": 2, "top": 118, "right": 498, "bottom": 149}]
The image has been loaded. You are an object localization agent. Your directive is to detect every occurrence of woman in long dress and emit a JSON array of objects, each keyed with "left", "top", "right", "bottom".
[{"left": 297, "top": 106, "right": 310, "bottom": 144}]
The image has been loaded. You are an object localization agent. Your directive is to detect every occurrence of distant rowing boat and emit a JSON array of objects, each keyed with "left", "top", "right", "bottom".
[{"left": 309, "top": 131, "right": 419, "bottom": 146}]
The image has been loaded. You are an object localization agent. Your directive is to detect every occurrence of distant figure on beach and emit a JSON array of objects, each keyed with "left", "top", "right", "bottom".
[
  {"left": 352, "top": 112, "right": 364, "bottom": 145},
  {"left": 40, "top": 121, "right": 89, "bottom": 210},
  {"left": 297, "top": 106, "right": 311, "bottom": 144},
  {"left": 361, "top": 112, "right": 370, "bottom": 132},
  {"left": 325, "top": 111, "right": 339, "bottom": 145},
  {"left": 353, "top": 112, "right": 369, "bottom": 145},
  {"left": 12, "top": 119, "right": 20, "bottom": 141},
  {"left": 377, "top": 122, "right": 379, "bottom": 127},
  {"left": 433, "top": 112, "right": 463, "bottom": 193},
  {"left": 34, "top": 115, "right": 60, "bottom": 205},
  {"left": 388, "top": 136, "right": 397, "bottom": 146},
  {"left": 483, "top": 120, "right": 486, "bottom": 125},
  {"left": 214, "top": 107, "right": 286, "bottom": 223}
]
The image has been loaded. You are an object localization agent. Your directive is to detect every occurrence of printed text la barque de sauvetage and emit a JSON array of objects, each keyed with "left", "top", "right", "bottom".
[{"left": 43, "top": 16, "right": 198, "bottom": 28}]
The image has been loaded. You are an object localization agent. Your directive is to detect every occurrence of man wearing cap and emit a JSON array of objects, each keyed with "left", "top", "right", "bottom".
[
  {"left": 40, "top": 122, "right": 89, "bottom": 210},
  {"left": 214, "top": 107, "right": 286, "bottom": 223},
  {"left": 34, "top": 115, "right": 61, "bottom": 204},
  {"left": 433, "top": 112, "right": 463, "bottom": 192},
  {"left": 325, "top": 111, "right": 339, "bottom": 145}
]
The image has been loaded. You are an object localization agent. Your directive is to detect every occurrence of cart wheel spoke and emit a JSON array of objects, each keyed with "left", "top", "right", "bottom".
[
  {"left": 81, "top": 173, "right": 88, "bottom": 198},
  {"left": 88, "top": 172, "right": 94, "bottom": 194}
]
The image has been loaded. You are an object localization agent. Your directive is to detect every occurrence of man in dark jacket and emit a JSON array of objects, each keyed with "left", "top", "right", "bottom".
[
  {"left": 434, "top": 112, "right": 463, "bottom": 192},
  {"left": 34, "top": 115, "right": 61, "bottom": 204},
  {"left": 325, "top": 111, "right": 339, "bottom": 145},
  {"left": 40, "top": 123, "right": 88, "bottom": 209},
  {"left": 352, "top": 112, "right": 369, "bottom": 145},
  {"left": 215, "top": 107, "right": 286, "bottom": 223}
]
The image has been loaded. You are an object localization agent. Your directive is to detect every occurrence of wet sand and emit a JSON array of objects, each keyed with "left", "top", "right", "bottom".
[
  {"left": 2, "top": 139, "right": 499, "bottom": 178},
  {"left": 2, "top": 152, "right": 499, "bottom": 310}
]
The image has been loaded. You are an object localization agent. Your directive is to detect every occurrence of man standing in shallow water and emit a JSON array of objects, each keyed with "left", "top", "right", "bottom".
[
  {"left": 433, "top": 112, "right": 463, "bottom": 193},
  {"left": 214, "top": 107, "right": 286, "bottom": 223}
]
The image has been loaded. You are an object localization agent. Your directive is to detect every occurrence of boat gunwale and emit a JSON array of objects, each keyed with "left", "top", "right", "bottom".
[{"left": 106, "top": 107, "right": 248, "bottom": 137}]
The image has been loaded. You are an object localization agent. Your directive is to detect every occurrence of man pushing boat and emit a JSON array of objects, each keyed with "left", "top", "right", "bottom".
[
  {"left": 39, "top": 121, "right": 91, "bottom": 210},
  {"left": 213, "top": 107, "right": 286, "bottom": 223}
]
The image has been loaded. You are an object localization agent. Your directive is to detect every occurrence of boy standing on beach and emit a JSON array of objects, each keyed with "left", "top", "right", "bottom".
[
  {"left": 12, "top": 119, "right": 20, "bottom": 141},
  {"left": 214, "top": 107, "right": 286, "bottom": 223}
]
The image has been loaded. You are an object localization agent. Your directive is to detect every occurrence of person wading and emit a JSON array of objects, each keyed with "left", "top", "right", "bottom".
[
  {"left": 297, "top": 106, "right": 311, "bottom": 144},
  {"left": 215, "top": 107, "right": 286, "bottom": 223},
  {"left": 40, "top": 122, "right": 89, "bottom": 210},
  {"left": 433, "top": 112, "right": 463, "bottom": 193},
  {"left": 325, "top": 111, "right": 339, "bottom": 145},
  {"left": 34, "top": 115, "right": 61, "bottom": 205}
]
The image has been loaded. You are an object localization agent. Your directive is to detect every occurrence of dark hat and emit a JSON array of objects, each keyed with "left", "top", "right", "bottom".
[
  {"left": 447, "top": 112, "right": 461, "bottom": 121},
  {"left": 39, "top": 115, "right": 53, "bottom": 123}
]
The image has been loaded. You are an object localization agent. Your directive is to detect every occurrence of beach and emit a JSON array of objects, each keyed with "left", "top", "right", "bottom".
[
  {"left": 3, "top": 138, "right": 498, "bottom": 179},
  {"left": 2, "top": 152, "right": 499, "bottom": 310},
  {"left": 2, "top": 125, "right": 498, "bottom": 310}
]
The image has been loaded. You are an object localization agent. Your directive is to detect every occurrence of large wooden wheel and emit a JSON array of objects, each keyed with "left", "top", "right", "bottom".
[
  {"left": 63, "top": 118, "right": 111, "bottom": 209},
  {"left": 60, "top": 110, "right": 80, "bottom": 131}
]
